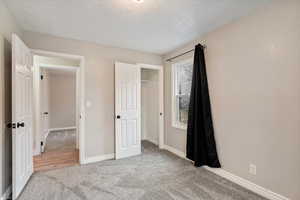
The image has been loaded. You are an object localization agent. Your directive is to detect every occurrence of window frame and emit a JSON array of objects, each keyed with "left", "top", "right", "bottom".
[{"left": 171, "top": 58, "right": 193, "bottom": 130}]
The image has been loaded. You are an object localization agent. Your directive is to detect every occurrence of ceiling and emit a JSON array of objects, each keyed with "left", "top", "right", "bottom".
[{"left": 5, "top": 0, "right": 270, "bottom": 54}]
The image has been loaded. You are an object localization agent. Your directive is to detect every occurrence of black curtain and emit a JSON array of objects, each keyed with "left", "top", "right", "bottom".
[{"left": 186, "top": 44, "right": 221, "bottom": 168}]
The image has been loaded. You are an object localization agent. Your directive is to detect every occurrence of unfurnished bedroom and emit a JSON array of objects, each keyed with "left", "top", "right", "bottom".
[{"left": 0, "top": 0, "right": 299, "bottom": 200}]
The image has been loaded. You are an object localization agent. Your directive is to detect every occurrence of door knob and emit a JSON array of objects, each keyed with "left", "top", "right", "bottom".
[
  {"left": 17, "top": 122, "right": 25, "bottom": 128},
  {"left": 6, "top": 123, "right": 16, "bottom": 129}
]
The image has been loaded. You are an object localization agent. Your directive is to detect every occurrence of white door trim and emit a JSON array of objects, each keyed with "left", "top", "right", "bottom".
[
  {"left": 31, "top": 49, "right": 86, "bottom": 164},
  {"left": 1, "top": 185, "right": 11, "bottom": 200},
  {"left": 138, "top": 63, "right": 164, "bottom": 149}
]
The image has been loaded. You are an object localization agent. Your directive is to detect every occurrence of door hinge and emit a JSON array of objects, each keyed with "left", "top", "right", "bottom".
[
  {"left": 41, "top": 75, "right": 44, "bottom": 80},
  {"left": 40, "top": 141, "right": 45, "bottom": 153}
]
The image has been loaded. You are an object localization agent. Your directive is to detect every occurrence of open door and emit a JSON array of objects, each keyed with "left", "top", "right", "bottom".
[
  {"left": 40, "top": 71, "right": 49, "bottom": 152},
  {"left": 12, "top": 34, "right": 34, "bottom": 199},
  {"left": 115, "top": 62, "right": 141, "bottom": 159}
]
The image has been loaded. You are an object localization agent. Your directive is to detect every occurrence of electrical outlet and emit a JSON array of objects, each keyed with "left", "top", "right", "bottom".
[{"left": 249, "top": 164, "right": 257, "bottom": 175}]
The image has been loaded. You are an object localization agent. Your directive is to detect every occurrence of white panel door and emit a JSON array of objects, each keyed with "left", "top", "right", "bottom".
[
  {"left": 12, "top": 34, "right": 33, "bottom": 200},
  {"left": 115, "top": 62, "right": 141, "bottom": 159},
  {"left": 40, "top": 72, "right": 49, "bottom": 148}
]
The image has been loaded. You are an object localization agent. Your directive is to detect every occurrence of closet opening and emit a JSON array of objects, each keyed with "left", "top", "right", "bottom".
[
  {"left": 141, "top": 68, "right": 161, "bottom": 148},
  {"left": 114, "top": 62, "right": 163, "bottom": 159}
]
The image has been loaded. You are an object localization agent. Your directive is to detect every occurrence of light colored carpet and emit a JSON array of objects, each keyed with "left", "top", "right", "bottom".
[
  {"left": 19, "top": 141, "right": 267, "bottom": 200},
  {"left": 45, "top": 129, "right": 76, "bottom": 152}
]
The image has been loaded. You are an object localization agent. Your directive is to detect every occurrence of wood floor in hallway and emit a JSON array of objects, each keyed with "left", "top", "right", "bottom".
[
  {"left": 33, "top": 149, "right": 79, "bottom": 172},
  {"left": 34, "top": 129, "right": 79, "bottom": 172}
]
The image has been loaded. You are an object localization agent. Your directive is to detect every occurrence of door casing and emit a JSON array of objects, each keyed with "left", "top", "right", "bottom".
[
  {"left": 31, "top": 49, "right": 86, "bottom": 164},
  {"left": 138, "top": 63, "right": 164, "bottom": 149}
]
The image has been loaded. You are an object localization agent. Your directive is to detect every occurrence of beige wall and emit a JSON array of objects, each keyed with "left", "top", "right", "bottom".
[
  {"left": 23, "top": 31, "right": 162, "bottom": 158},
  {"left": 0, "top": 0, "right": 22, "bottom": 41},
  {"left": 0, "top": 0, "right": 23, "bottom": 197},
  {"left": 48, "top": 73, "right": 76, "bottom": 129},
  {"left": 163, "top": 1, "right": 300, "bottom": 199}
]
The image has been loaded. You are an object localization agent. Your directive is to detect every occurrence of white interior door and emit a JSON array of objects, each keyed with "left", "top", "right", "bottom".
[
  {"left": 115, "top": 62, "right": 141, "bottom": 159},
  {"left": 40, "top": 71, "right": 49, "bottom": 148},
  {"left": 12, "top": 34, "right": 33, "bottom": 200}
]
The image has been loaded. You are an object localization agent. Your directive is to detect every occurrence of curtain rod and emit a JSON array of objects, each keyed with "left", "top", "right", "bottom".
[{"left": 165, "top": 44, "right": 206, "bottom": 62}]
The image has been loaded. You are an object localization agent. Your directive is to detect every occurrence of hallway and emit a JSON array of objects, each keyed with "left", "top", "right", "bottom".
[{"left": 33, "top": 130, "right": 78, "bottom": 172}]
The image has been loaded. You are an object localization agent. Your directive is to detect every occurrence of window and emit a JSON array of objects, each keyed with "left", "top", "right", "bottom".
[{"left": 172, "top": 58, "right": 193, "bottom": 129}]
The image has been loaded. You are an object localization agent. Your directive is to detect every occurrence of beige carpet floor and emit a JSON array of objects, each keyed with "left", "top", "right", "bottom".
[{"left": 18, "top": 141, "right": 267, "bottom": 200}]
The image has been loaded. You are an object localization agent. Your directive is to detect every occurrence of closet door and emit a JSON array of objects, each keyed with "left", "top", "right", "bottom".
[{"left": 115, "top": 62, "right": 141, "bottom": 159}]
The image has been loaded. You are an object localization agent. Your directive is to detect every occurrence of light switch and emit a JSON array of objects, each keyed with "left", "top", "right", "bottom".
[
  {"left": 86, "top": 101, "right": 92, "bottom": 108},
  {"left": 249, "top": 164, "right": 257, "bottom": 175}
]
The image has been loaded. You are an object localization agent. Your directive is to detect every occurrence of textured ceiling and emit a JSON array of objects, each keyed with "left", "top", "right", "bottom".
[{"left": 5, "top": 0, "right": 270, "bottom": 54}]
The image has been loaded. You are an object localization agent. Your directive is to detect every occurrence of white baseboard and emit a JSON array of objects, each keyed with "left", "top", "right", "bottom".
[
  {"left": 44, "top": 130, "right": 50, "bottom": 140},
  {"left": 1, "top": 185, "right": 11, "bottom": 200},
  {"left": 162, "top": 144, "right": 289, "bottom": 200},
  {"left": 162, "top": 144, "right": 186, "bottom": 158},
  {"left": 33, "top": 127, "right": 77, "bottom": 156},
  {"left": 143, "top": 139, "right": 159, "bottom": 146},
  {"left": 48, "top": 126, "right": 76, "bottom": 132},
  {"left": 204, "top": 167, "right": 290, "bottom": 200},
  {"left": 82, "top": 153, "right": 115, "bottom": 165}
]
